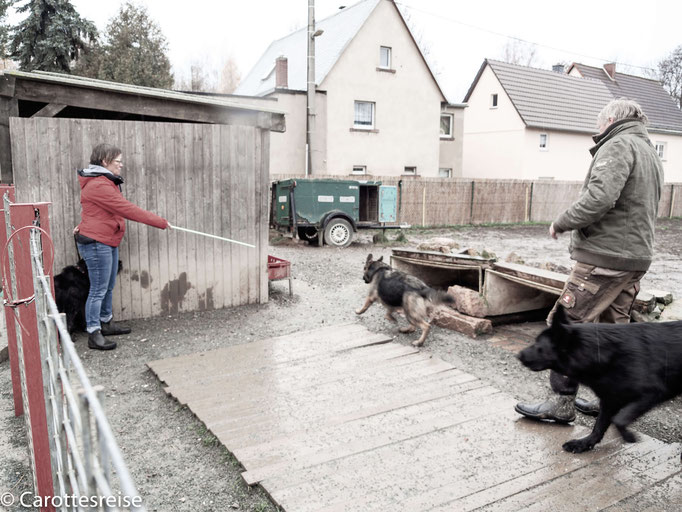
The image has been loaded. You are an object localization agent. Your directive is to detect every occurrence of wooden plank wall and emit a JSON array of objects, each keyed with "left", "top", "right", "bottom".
[
  {"left": 10, "top": 118, "right": 269, "bottom": 321},
  {"left": 272, "top": 174, "right": 682, "bottom": 226}
]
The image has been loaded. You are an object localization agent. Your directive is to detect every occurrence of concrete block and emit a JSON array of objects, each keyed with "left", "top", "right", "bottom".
[
  {"left": 433, "top": 308, "right": 493, "bottom": 338},
  {"left": 447, "top": 284, "right": 489, "bottom": 318}
]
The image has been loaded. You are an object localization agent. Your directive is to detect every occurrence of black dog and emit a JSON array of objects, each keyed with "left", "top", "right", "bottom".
[
  {"left": 355, "top": 254, "right": 455, "bottom": 347},
  {"left": 518, "top": 305, "right": 682, "bottom": 454},
  {"left": 54, "top": 259, "right": 123, "bottom": 334}
]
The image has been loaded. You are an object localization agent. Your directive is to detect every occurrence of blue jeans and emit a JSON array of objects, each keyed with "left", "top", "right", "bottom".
[{"left": 77, "top": 242, "right": 119, "bottom": 333}]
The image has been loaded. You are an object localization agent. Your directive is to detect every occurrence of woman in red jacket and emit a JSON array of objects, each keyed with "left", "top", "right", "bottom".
[{"left": 76, "top": 143, "right": 169, "bottom": 351}]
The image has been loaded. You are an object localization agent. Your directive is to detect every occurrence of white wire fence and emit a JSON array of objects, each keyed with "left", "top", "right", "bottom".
[{"left": 2, "top": 191, "right": 145, "bottom": 511}]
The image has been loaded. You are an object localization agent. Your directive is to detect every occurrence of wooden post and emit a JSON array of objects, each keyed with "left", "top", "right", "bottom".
[
  {"left": 9, "top": 202, "right": 56, "bottom": 511},
  {"left": 669, "top": 184, "right": 676, "bottom": 219},
  {"left": 1, "top": 187, "right": 23, "bottom": 416},
  {"left": 422, "top": 186, "right": 426, "bottom": 227},
  {"left": 0, "top": 96, "right": 18, "bottom": 184}
]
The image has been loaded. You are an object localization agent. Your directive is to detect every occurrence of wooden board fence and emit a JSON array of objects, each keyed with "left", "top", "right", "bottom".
[
  {"left": 11, "top": 117, "right": 270, "bottom": 321},
  {"left": 272, "top": 174, "right": 682, "bottom": 226}
]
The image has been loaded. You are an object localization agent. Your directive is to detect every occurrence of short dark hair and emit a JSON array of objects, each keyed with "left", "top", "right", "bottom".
[{"left": 90, "top": 143, "right": 122, "bottom": 166}]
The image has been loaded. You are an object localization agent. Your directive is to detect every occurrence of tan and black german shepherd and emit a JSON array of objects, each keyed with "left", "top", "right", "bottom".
[{"left": 355, "top": 254, "right": 455, "bottom": 347}]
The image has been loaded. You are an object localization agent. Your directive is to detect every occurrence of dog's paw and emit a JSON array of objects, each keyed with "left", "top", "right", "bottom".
[
  {"left": 562, "top": 438, "right": 594, "bottom": 453},
  {"left": 411, "top": 339, "right": 425, "bottom": 347},
  {"left": 618, "top": 427, "right": 638, "bottom": 444},
  {"left": 354, "top": 308, "right": 363, "bottom": 315},
  {"left": 399, "top": 325, "right": 416, "bottom": 333}
]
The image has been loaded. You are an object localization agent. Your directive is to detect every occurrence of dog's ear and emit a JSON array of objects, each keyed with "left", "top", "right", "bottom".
[
  {"left": 366, "top": 254, "right": 373, "bottom": 262},
  {"left": 378, "top": 256, "right": 383, "bottom": 262},
  {"left": 551, "top": 304, "right": 570, "bottom": 332}
]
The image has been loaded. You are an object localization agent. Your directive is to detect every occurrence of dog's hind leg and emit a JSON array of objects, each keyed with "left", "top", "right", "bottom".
[
  {"left": 562, "top": 406, "right": 614, "bottom": 453},
  {"left": 411, "top": 321, "right": 431, "bottom": 347}
]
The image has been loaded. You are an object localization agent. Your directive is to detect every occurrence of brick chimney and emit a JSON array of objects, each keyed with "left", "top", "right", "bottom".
[
  {"left": 603, "top": 62, "right": 616, "bottom": 80},
  {"left": 552, "top": 64, "right": 565, "bottom": 73},
  {"left": 275, "top": 56, "right": 288, "bottom": 89}
]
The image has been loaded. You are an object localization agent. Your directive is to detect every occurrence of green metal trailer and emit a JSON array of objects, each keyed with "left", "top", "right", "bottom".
[{"left": 270, "top": 178, "right": 404, "bottom": 247}]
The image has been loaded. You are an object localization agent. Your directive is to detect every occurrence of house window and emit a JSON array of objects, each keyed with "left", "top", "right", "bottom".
[
  {"left": 438, "top": 168, "right": 452, "bottom": 178},
  {"left": 655, "top": 142, "right": 666, "bottom": 160},
  {"left": 354, "top": 101, "right": 375, "bottom": 129},
  {"left": 352, "top": 165, "right": 366, "bottom": 175},
  {"left": 539, "top": 133, "right": 549, "bottom": 151},
  {"left": 440, "top": 114, "right": 453, "bottom": 138},
  {"left": 380, "top": 46, "right": 392, "bottom": 69},
  {"left": 490, "top": 93, "right": 498, "bottom": 108},
  {"left": 404, "top": 166, "right": 416, "bottom": 175}
]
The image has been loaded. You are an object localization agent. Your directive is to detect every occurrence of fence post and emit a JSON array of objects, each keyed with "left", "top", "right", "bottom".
[
  {"left": 669, "top": 184, "right": 676, "bottom": 219},
  {"left": 8, "top": 202, "right": 56, "bottom": 511},
  {"left": 469, "top": 181, "right": 475, "bottom": 224},
  {"left": 1, "top": 186, "right": 23, "bottom": 416}
]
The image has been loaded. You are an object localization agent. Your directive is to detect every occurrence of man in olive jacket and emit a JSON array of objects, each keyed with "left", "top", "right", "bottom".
[{"left": 515, "top": 98, "right": 664, "bottom": 422}]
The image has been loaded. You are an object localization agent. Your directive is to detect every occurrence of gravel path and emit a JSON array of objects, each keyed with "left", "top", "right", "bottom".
[{"left": 1, "top": 221, "right": 681, "bottom": 511}]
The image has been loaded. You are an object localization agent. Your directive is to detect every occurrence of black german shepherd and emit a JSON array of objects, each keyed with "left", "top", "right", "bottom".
[
  {"left": 54, "top": 259, "right": 123, "bottom": 334},
  {"left": 518, "top": 305, "right": 682, "bottom": 455},
  {"left": 355, "top": 254, "right": 454, "bottom": 347}
]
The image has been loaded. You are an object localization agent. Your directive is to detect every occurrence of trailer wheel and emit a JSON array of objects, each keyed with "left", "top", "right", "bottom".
[
  {"left": 324, "top": 218, "right": 353, "bottom": 248},
  {"left": 297, "top": 226, "right": 319, "bottom": 244}
]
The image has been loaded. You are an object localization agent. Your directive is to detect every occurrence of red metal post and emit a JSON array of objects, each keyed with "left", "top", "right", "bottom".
[
  {"left": 9, "top": 202, "right": 55, "bottom": 511},
  {"left": 0, "top": 184, "right": 22, "bottom": 416}
]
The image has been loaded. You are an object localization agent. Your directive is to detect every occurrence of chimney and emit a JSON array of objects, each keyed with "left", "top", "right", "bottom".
[
  {"left": 603, "top": 62, "right": 616, "bottom": 80},
  {"left": 552, "top": 64, "right": 565, "bottom": 73},
  {"left": 275, "top": 56, "right": 288, "bottom": 89}
]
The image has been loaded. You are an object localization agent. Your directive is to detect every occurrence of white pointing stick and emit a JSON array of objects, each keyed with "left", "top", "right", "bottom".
[{"left": 168, "top": 223, "right": 255, "bottom": 248}]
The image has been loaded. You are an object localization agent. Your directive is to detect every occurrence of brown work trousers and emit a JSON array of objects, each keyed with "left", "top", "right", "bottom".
[{"left": 547, "top": 262, "right": 646, "bottom": 396}]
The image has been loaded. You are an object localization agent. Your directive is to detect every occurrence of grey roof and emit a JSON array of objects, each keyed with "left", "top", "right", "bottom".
[
  {"left": 465, "top": 59, "right": 682, "bottom": 135},
  {"left": 466, "top": 60, "right": 614, "bottom": 134},
  {"left": 235, "top": 0, "right": 446, "bottom": 100},
  {"left": 569, "top": 63, "right": 682, "bottom": 133},
  {"left": 236, "top": 0, "right": 381, "bottom": 96}
]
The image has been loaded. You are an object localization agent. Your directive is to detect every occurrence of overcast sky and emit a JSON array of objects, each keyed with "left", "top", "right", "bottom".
[{"left": 26, "top": 0, "right": 682, "bottom": 101}]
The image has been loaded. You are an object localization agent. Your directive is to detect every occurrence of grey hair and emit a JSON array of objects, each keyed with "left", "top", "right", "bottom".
[{"left": 597, "top": 98, "right": 648, "bottom": 126}]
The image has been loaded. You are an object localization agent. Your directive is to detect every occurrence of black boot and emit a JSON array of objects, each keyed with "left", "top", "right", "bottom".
[
  {"left": 514, "top": 395, "right": 576, "bottom": 423},
  {"left": 88, "top": 330, "right": 117, "bottom": 350},
  {"left": 575, "top": 397, "right": 600, "bottom": 417},
  {"left": 101, "top": 320, "right": 131, "bottom": 336}
]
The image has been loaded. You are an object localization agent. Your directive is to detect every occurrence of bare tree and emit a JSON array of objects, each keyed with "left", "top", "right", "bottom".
[
  {"left": 174, "top": 59, "right": 218, "bottom": 92},
  {"left": 217, "top": 55, "right": 241, "bottom": 94},
  {"left": 500, "top": 39, "right": 538, "bottom": 67},
  {"left": 657, "top": 45, "right": 682, "bottom": 108}
]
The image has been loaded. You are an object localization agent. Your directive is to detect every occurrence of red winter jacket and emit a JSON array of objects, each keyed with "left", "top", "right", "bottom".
[{"left": 77, "top": 171, "right": 168, "bottom": 247}]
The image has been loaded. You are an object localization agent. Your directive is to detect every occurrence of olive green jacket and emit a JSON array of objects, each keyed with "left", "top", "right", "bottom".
[{"left": 553, "top": 119, "right": 664, "bottom": 271}]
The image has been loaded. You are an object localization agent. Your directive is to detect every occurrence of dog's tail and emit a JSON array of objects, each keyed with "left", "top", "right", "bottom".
[{"left": 427, "top": 289, "right": 455, "bottom": 307}]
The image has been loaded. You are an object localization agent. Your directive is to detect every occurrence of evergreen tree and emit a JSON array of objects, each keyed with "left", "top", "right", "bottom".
[
  {"left": 9, "top": 0, "right": 97, "bottom": 72},
  {"left": 94, "top": 2, "right": 173, "bottom": 89},
  {"left": 0, "top": 0, "right": 11, "bottom": 58}
]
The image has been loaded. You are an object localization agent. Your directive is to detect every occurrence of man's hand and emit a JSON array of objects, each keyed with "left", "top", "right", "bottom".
[{"left": 549, "top": 223, "right": 558, "bottom": 239}]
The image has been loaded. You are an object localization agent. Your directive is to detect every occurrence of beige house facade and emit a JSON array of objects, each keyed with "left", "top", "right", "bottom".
[
  {"left": 463, "top": 60, "right": 682, "bottom": 182},
  {"left": 235, "top": 0, "right": 465, "bottom": 178}
]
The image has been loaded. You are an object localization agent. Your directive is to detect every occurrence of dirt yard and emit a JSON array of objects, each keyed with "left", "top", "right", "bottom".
[{"left": 1, "top": 221, "right": 681, "bottom": 511}]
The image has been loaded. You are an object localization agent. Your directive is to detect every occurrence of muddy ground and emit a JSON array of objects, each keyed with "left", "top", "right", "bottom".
[{"left": 1, "top": 221, "right": 681, "bottom": 511}]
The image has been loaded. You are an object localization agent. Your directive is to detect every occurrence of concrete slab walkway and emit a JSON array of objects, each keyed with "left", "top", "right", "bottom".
[{"left": 148, "top": 324, "right": 681, "bottom": 511}]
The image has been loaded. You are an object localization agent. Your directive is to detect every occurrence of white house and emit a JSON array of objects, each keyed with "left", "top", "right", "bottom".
[
  {"left": 235, "top": 0, "right": 465, "bottom": 178},
  {"left": 462, "top": 59, "right": 682, "bottom": 182}
]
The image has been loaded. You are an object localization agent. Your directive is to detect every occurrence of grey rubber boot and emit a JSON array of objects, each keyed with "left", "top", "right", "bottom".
[{"left": 514, "top": 395, "right": 576, "bottom": 423}]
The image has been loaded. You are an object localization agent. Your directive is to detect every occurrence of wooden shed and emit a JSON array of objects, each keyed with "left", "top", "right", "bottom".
[{"left": 0, "top": 70, "right": 285, "bottom": 320}]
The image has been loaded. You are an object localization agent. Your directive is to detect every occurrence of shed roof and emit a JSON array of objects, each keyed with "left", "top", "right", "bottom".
[
  {"left": 465, "top": 59, "right": 682, "bottom": 135},
  {"left": 0, "top": 69, "right": 286, "bottom": 131}
]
